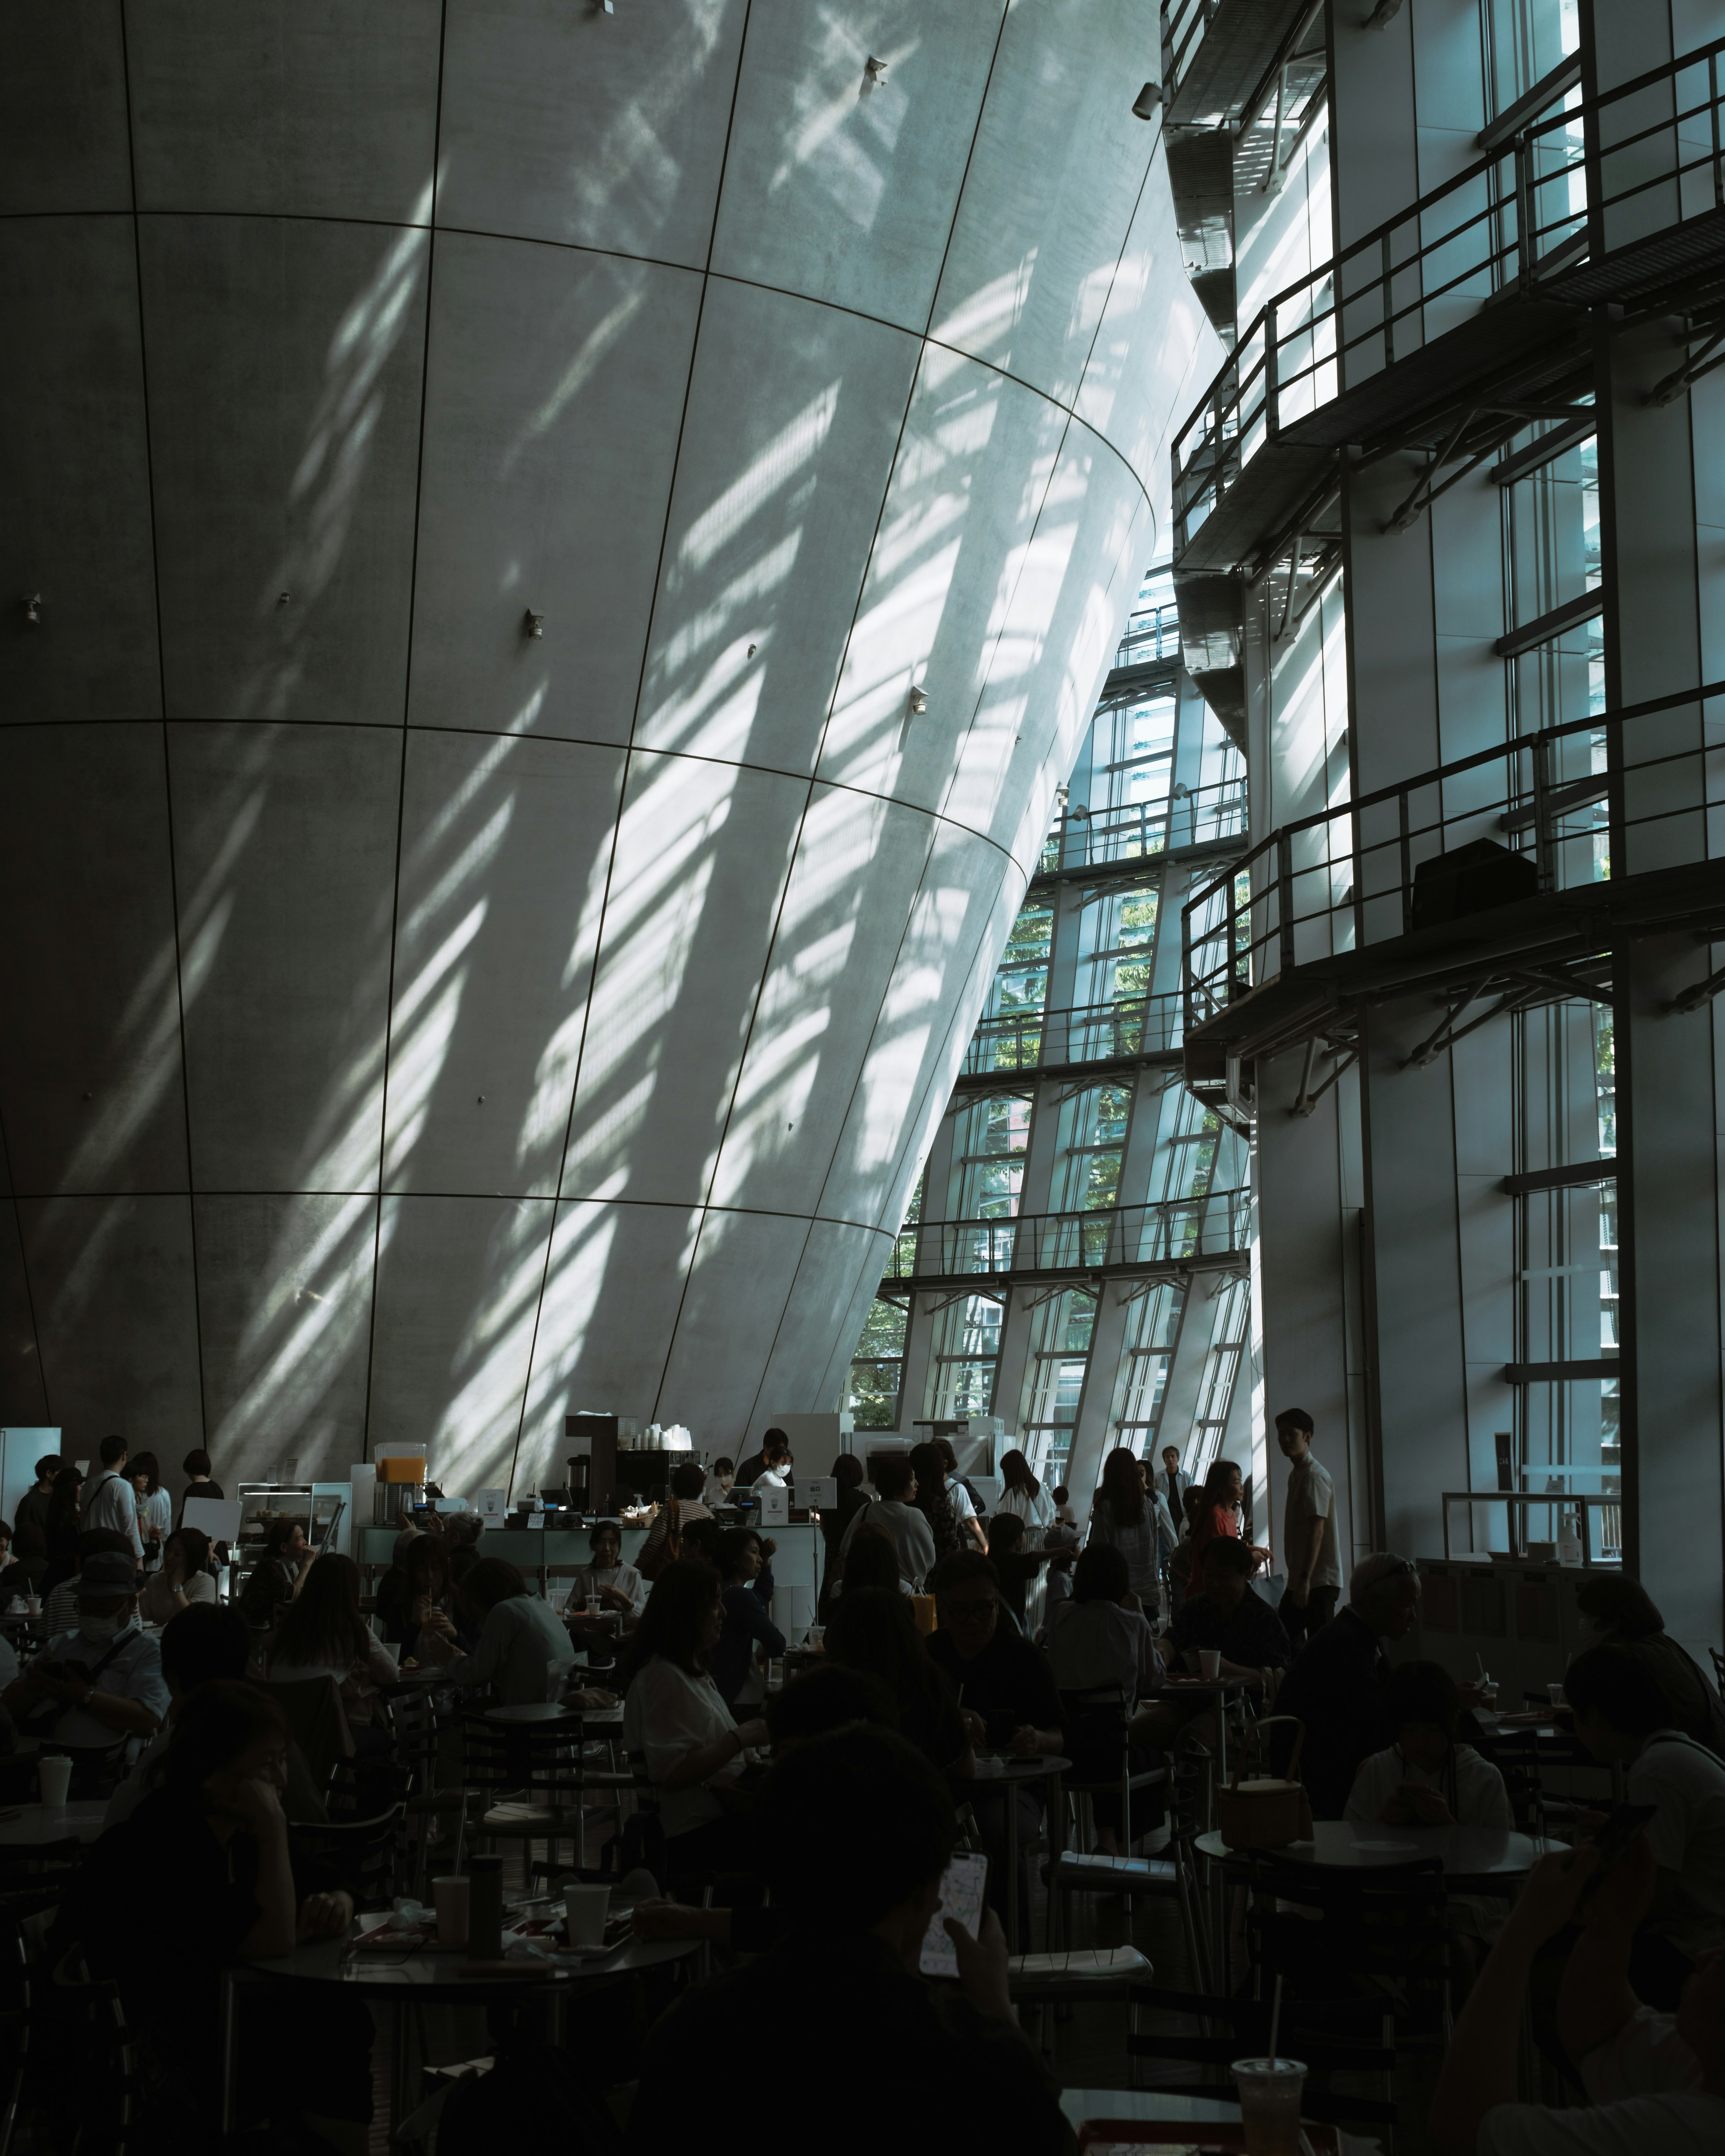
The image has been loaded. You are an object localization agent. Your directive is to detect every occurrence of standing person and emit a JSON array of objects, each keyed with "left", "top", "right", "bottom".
[
  {"left": 638, "top": 1462, "right": 712, "bottom": 1579},
  {"left": 816, "top": 1455, "right": 870, "bottom": 1619},
  {"left": 39, "top": 1468, "right": 88, "bottom": 1602},
  {"left": 1153, "top": 1445, "right": 1190, "bottom": 1573},
  {"left": 735, "top": 1427, "right": 790, "bottom": 1490},
  {"left": 178, "top": 1449, "right": 225, "bottom": 1520},
  {"left": 12, "top": 1453, "right": 62, "bottom": 1587},
  {"left": 700, "top": 1457, "right": 736, "bottom": 1509},
  {"left": 129, "top": 1452, "right": 171, "bottom": 1574},
  {"left": 749, "top": 1436, "right": 794, "bottom": 1491},
  {"left": 1086, "top": 1447, "right": 1165, "bottom": 1606},
  {"left": 1276, "top": 1407, "right": 1342, "bottom": 1653},
  {"left": 1272, "top": 1554, "right": 1422, "bottom": 1817},
  {"left": 933, "top": 1439, "right": 989, "bottom": 1551},
  {"left": 907, "top": 1441, "right": 964, "bottom": 1564},
  {"left": 837, "top": 1456, "right": 939, "bottom": 1591},
  {"left": 81, "top": 1434, "right": 143, "bottom": 1564},
  {"left": 995, "top": 1451, "right": 1054, "bottom": 1541}
]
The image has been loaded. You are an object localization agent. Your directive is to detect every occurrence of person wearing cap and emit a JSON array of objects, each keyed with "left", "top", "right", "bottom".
[{"left": 2, "top": 1547, "right": 168, "bottom": 1795}]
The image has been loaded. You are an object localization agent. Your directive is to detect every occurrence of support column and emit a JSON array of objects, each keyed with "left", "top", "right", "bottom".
[{"left": 1066, "top": 1284, "right": 1134, "bottom": 1501}]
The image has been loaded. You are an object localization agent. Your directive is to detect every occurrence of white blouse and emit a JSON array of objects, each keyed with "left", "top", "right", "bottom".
[
  {"left": 571, "top": 1561, "right": 647, "bottom": 1617},
  {"left": 623, "top": 1655, "right": 751, "bottom": 1838},
  {"left": 996, "top": 1484, "right": 1055, "bottom": 1537}
]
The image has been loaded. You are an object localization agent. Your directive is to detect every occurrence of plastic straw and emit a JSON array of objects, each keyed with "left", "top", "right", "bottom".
[
  {"left": 452, "top": 1793, "right": 467, "bottom": 1878},
  {"left": 1269, "top": 1972, "right": 1283, "bottom": 2066}
]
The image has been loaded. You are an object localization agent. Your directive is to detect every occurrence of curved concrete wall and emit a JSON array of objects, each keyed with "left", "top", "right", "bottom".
[{"left": 0, "top": 2, "right": 1219, "bottom": 1490}]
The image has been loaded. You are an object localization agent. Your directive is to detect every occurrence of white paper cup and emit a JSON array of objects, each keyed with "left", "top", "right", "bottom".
[
  {"left": 1546, "top": 1681, "right": 1566, "bottom": 1708},
  {"left": 26, "top": 1596, "right": 41, "bottom": 1616},
  {"left": 564, "top": 1882, "right": 611, "bottom": 1948},
  {"left": 38, "top": 1756, "right": 73, "bottom": 1809},
  {"left": 433, "top": 1874, "right": 470, "bottom": 1947},
  {"left": 379, "top": 1640, "right": 402, "bottom": 1670},
  {"left": 1199, "top": 1648, "right": 1222, "bottom": 1678},
  {"left": 1232, "top": 2056, "right": 1306, "bottom": 2156}
]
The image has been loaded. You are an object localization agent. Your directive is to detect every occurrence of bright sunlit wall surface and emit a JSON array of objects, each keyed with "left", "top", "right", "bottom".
[{"left": 0, "top": 4, "right": 1222, "bottom": 1490}]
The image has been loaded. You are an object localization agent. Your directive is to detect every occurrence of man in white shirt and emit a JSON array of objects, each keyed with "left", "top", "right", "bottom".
[
  {"left": 80, "top": 1433, "right": 143, "bottom": 1564},
  {"left": 1275, "top": 1407, "right": 1342, "bottom": 1654},
  {"left": 1429, "top": 1831, "right": 1725, "bottom": 2153},
  {"left": 1153, "top": 1445, "right": 1190, "bottom": 1570},
  {"left": 1567, "top": 1642, "right": 1725, "bottom": 2005},
  {"left": 836, "top": 1457, "right": 938, "bottom": 1591}
]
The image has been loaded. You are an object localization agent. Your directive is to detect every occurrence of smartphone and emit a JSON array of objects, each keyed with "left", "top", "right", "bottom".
[
  {"left": 918, "top": 1851, "right": 989, "bottom": 1979},
  {"left": 1578, "top": 1803, "right": 1658, "bottom": 1903}
]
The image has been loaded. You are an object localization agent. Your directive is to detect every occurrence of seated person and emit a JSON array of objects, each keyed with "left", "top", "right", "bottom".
[
  {"left": 70, "top": 1683, "right": 370, "bottom": 2146},
  {"left": 830, "top": 1523, "right": 914, "bottom": 1599},
  {"left": 2, "top": 1548, "right": 168, "bottom": 1795},
  {"left": 678, "top": 1517, "right": 722, "bottom": 1566},
  {"left": 41, "top": 1527, "right": 133, "bottom": 1638},
  {"left": 1158, "top": 1536, "right": 1292, "bottom": 1680},
  {"left": 619, "top": 1560, "right": 767, "bottom": 1879},
  {"left": 625, "top": 1727, "right": 1066, "bottom": 2156},
  {"left": 836, "top": 1455, "right": 938, "bottom": 1590},
  {"left": 709, "top": 1527, "right": 785, "bottom": 1708},
  {"left": 107, "top": 1602, "right": 328, "bottom": 1827},
  {"left": 631, "top": 1666, "right": 899, "bottom": 1950},
  {"left": 1428, "top": 1833, "right": 1725, "bottom": 2153},
  {"left": 1270, "top": 1552, "right": 1420, "bottom": 1818},
  {"left": 137, "top": 1526, "right": 219, "bottom": 1626},
  {"left": 570, "top": 1518, "right": 648, "bottom": 1625},
  {"left": 826, "top": 1588, "right": 971, "bottom": 1777},
  {"left": 376, "top": 1533, "right": 474, "bottom": 1661},
  {"left": 700, "top": 1457, "right": 735, "bottom": 1509},
  {"left": 1566, "top": 1641, "right": 1725, "bottom": 2009},
  {"left": 1575, "top": 1574, "right": 1725, "bottom": 1761},
  {"left": 442, "top": 1511, "right": 485, "bottom": 1586},
  {"left": 1348, "top": 1660, "right": 1512, "bottom": 1831},
  {"left": 1045, "top": 1542, "right": 1164, "bottom": 1853},
  {"left": 414, "top": 1557, "right": 593, "bottom": 1706},
  {"left": 235, "top": 1517, "right": 315, "bottom": 1632},
  {"left": 924, "top": 1551, "right": 1063, "bottom": 1942}
]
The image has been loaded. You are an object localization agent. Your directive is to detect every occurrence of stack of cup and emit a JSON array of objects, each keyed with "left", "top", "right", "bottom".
[
  {"left": 38, "top": 1756, "right": 73, "bottom": 1811},
  {"left": 564, "top": 1882, "right": 611, "bottom": 1949}
]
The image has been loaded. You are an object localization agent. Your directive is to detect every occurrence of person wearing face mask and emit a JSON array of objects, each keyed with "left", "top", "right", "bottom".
[
  {"left": 69, "top": 1682, "right": 370, "bottom": 2145},
  {"left": 2, "top": 1548, "right": 168, "bottom": 1796}
]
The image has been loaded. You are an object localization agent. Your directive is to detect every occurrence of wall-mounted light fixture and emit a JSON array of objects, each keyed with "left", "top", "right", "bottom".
[
  {"left": 747, "top": 643, "right": 757, "bottom": 658},
  {"left": 1132, "top": 81, "right": 1162, "bottom": 119},
  {"left": 524, "top": 610, "right": 544, "bottom": 639},
  {"left": 276, "top": 590, "right": 292, "bottom": 606},
  {"left": 864, "top": 56, "right": 888, "bottom": 86},
  {"left": 907, "top": 685, "right": 928, "bottom": 717},
  {"left": 22, "top": 593, "right": 42, "bottom": 625}
]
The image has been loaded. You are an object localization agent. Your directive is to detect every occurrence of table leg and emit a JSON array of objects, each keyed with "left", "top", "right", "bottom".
[
  {"left": 1007, "top": 1789, "right": 1020, "bottom": 1953},
  {"left": 220, "top": 1969, "right": 239, "bottom": 2136},
  {"left": 389, "top": 2001, "right": 410, "bottom": 2149}
]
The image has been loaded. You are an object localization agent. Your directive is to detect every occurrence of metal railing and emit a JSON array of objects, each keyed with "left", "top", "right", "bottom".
[
  {"left": 962, "top": 993, "right": 1183, "bottom": 1079},
  {"left": 884, "top": 1188, "right": 1251, "bottom": 1282},
  {"left": 1172, "top": 36, "right": 1725, "bottom": 554},
  {"left": 1113, "top": 604, "right": 1182, "bottom": 675},
  {"left": 1181, "top": 677, "right": 1725, "bottom": 1032},
  {"left": 1039, "top": 782, "right": 1248, "bottom": 875},
  {"left": 1162, "top": 0, "right": 1220, "bottom": 112}
]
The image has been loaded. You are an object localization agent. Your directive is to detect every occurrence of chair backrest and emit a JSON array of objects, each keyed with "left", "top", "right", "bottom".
[
  {"left": 460, "top": 1711, "right": 593, "bottom": 1805},
  {"left": 289, "top": 1803, "right": 407, "bottom": 1910},
  {"left": 265, "top": 1675, "right": 353, "bottom": 1793}
]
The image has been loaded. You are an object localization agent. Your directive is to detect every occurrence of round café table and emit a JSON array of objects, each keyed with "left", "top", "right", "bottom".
[
  {"left": 1196, "top": 1819, "right": 1555, "bottom": 1891},
  {"left": 0, "top": 1800, "right": 108, "bottom": 1848},
  {"left": 1145, "top": 1674, "right": 1256, "bottom": 1787},
  {"left": 948, "top": 1755, "right": 1070, "bottom": 1952},
  {"left": 222, "top": 1917, "right": 696, "bottom": 2137}
]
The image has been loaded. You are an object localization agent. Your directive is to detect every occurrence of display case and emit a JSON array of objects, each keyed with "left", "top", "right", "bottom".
[{"left": 233, "top": 1481, "right": 346, "bottom": 1598}]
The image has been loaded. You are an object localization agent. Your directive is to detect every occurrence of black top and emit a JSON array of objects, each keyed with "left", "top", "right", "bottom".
[
  {"left": 926, "top": 1623, "right": 1062, "bottom": 1738},
  {"left": 626, "top": 1927, "right": 1065, "bottom": 2156},
  {"left": 711, "top": 1571, "right": 785, "bottom": 1704},
  {"left": 1272, "top": 1606, "right": 1393, "bottom": 1817},
  {"left": 1169, "top": 1586, "right": 1292, "bottom": 1672},
  {"left": 991, "top": 1551, "right": 1042, "bottom": 1629},
  {"left": 12, "top": 1487, "right": 52, "bottom": 1577},
  {"left": 734, "top": 1450, "right": 766, "bottom": 1489},
  {"left": 820, "top": 1482, "right": 871, "bottom": 1557}
]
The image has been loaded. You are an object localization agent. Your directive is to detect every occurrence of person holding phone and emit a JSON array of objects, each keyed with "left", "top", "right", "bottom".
[
  {"left": 625, "top": 1726, "right": 1065, "bottom": 2155},
  {"left": 1347, "top": 1661, "right": 1513, "bottom": 1831},
  {"left": 1566, "top": 1642, "right": 1725, "bottom": 2009}
]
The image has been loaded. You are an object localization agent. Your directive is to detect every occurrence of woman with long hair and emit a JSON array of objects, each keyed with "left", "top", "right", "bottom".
[
  {"left": 825, "top": 1586, "right": 971, "bottom": 1776},
  {"left": 621, "top": 1559, "right": 769, "bottom": 1875},
  {"left": 129, "top": 1450, "right": 171, "bottom": 1572},
  {"left": 907, "top": 1440, "right": 962, "bottom": 1562},
  {"left": 138, "top": 1526, "right": 217, "bottom": 1625},
  {"left": 376, "top": 1532, "right": 473, "bottom": 1660},
  {"left": 236, "top": 1516, "right": 314, "bottom": 1630},
  {"left": 710, "top": 1526, "right": 786, "bottom": 1708},
  {"left": 266, "top": 1552, "right": 398, "bottom": 1717},
  {"left": 69, "top": 1681, "right": 370, "bottom": 2141},
  {"left": 833, "top": 1522, "right": 912, "bottom": 1600},
  {"left": 38, "top": 1467, "right": 85, "bottom": 1599},
  {"left": 1190, "top": 1458, "right": 1271, "bottom": 1567},
  {"left": 1086, "top": 1445, "right": 1160, "bottom": 1604},
  {"left": 995, "top": 1449, "right": 1054, "bottom": 1539}
]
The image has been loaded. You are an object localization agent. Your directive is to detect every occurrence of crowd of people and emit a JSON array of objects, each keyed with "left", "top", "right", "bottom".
[{"left": 4, "top": 1415, "right": 1721, "bottom": 2153}]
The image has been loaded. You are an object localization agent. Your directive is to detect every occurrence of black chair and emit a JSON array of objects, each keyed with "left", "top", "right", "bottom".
[
  {"left": 462, "top": 1710, "right": 634, "bottom": 1876},
  {"left": 288, "top": 1801, "right": 407, "bottom": 1911},
  {"left": 50, "top": 1948, "right": 138, "bottom": 2156},
  {"left": 266, "top": 1674, "right": 352, "bottom": 1796},
  {"left": 1059, "top": 1683, "right": 1168, "bottom": 1853},
  {"left": 1127, "top": 1984, "right": 1399, "bottom": 2138},
  {"left": 1244, "top": 1851, "right": 1454, "bottom": 2045},
  {"left": 1046, "top": 1741, "right": 1208, "bottom": 1982}
]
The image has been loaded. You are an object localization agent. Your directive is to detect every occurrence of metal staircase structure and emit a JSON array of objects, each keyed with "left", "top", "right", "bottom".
[
  {"left": 1179, "top": 678, "right": 1725, "bottom": 1119},
  {"left": 880, "top": 1189, "right": 1251, "bottom": 1297}
]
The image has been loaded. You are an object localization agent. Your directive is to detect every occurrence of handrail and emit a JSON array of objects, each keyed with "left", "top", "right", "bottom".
[
  {"left": 884, "top": 1188, "right": 1251, "bottom": 1282},
  {"left": 1172, "top": 35, "right": 1725, "bottom": 557},
  {"left": 1180, "top": 676, "right": 1725, "bottom": 1034},
  {"left": 1113, "top": 603, "right": 1181, "bottom": 673},
  {"left": 1039, "top": 780, "right": 1248, "bottom": 873},
  {"left": 963, "top": 992, "right": 1183, "bottom": 1078}
]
